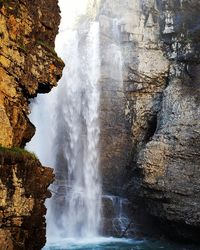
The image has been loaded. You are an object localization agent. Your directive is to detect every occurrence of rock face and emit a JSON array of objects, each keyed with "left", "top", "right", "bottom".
[
  {"left": 97, "top": 0, "right": 169, "bottom": 195},
  {"left": 0, "top": 150, "right": 54, "bottom": 250},
  {"left": 98, "top": 0, "right": 169, "bottom": 195},
  {"left": 97, "top": 0, "right": 200, "bottom": 242},
  {"left": 134, "top": 0, "right": 200, "bottom": 242},
  {"left": 98, "top": 1, "right": 133, "bottom": 195},
  {"left": 0, "top": 0, "right": 63, "bottom": 249},
  {"left": 0, "top": 0, "right": 63, "bottom": 148}
]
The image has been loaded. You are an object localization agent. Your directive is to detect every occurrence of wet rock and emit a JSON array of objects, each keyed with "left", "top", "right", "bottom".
[
  {"left": 98, "top": 0, "right": 200, "bottom": 242},
  {"left": 101, "top": 195, "right": 135, "bottom": 237},
  {"left": 130, "top": 0, "right": 200, "bottom": 242}
]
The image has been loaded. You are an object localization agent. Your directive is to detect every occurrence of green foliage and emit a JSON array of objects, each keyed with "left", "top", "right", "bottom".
[
  {"left": 18, "top": 44, "right": 27, "bottom": 53},
  {"left": 36, "top": 39, "right": 56, "bottom": 55},
  {"left": 0, "top": 146, "right": 38, "bottom": 160},
  {"left": 36, "top": 39, "right": 63, "bottom": 64}
]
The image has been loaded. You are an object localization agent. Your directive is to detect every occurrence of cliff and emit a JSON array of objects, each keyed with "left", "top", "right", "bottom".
[
  {"left": 1, "top": 0, "right": 200, "bottom": 246},
  {"left": 97, "top": 0, "right": 200, "bottom": 242},
  {"left": 0, "top": 150, "right": 53, "bottom": 250},
  {"left": 134, "top": 0, "right": 200, "bottom": 242},
  {"left": 0, "top": 0, "right": 63, "bottom": 249},
  {"left": 0, "top": 0, "right": 63, "bottom": 147}
]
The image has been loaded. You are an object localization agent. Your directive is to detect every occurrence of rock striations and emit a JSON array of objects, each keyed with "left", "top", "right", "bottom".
[
  {"left": 0, "top": 0, "right": 63, "bottom": 249},
  {"left": 0, "top": 0, "right": 63, "bottom": 148},
  {"left": 0, "top": 150, "right": 54, "bottom": 250},
  {"left": 97, "top": 0, "right": 200, "bottom": 242},
  {"left": 135, "top": 0, "right": 200, "bottom": 242}
]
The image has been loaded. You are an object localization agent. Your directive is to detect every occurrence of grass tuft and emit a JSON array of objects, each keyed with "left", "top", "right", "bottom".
[
  {"left": 36, "top": 39, "right": 56, "bottom": 55},
  {"left": 0, "top": 146, "right": 38, "bottom": 160}
]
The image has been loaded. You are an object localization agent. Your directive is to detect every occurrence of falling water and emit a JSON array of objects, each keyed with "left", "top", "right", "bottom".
[
  {"left": 25, "top": 1, "right": 200, "bottom": 250},
  {"left": 50, "top": 22, "right": 101, "bottom": 239},
  {"left": 27, "top": 0, "right": 101, "bottom": 241},
  {"left": 102, "top": 195, "right": 133, "bottom": 237}
]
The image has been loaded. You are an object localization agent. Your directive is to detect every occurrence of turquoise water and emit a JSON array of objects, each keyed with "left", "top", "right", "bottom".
[{"left": 43, "top": 237, "right": 198, "bottom": 250}]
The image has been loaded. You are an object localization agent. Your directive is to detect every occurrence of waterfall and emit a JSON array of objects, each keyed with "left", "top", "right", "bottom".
[
  {"left": 27, "top": 0, "right": 101, "bottom": 241},
  {"left": 102, "top": 195, "right": 134, "bottom": 237},
  {"left": 50, "top": 21, "right": 101, "bottom": 239},
  {"left": 26, "top": 0, "right": 133, "bottom": 244}
]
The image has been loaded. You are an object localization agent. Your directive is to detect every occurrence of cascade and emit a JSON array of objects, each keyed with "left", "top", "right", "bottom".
[
  {"left": 26, "top": 0, "right": 131, "bottom": 245},
  {"left": 25, "top": 1, "right": 200, "bottom": 249},
  {"left": 102, "top": 195, "right": 134, "bottom": 237},
  {"left": 47, "top": 20, "right": 101, "bottom": 239},
  {"left": 27, "top": 0, "right": 101, "bottom": 241}
]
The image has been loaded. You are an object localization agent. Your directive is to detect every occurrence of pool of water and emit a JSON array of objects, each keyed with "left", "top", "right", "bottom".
[{"left": 43, "top": 237, "right": 198, "bottom": 250}]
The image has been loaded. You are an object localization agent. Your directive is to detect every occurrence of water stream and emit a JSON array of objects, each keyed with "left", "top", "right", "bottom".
[
  {"left": 27, "top": 0, "right": 102, "bottom": 242},
  {"left": 48, "top": 21, "right": 101, "bottom": 239},
  {"left": 102, "top": 195, "right": 133, "bottom": 237},
  {"left": 42, "top": 237, "right": 198, "bottom": 250}
]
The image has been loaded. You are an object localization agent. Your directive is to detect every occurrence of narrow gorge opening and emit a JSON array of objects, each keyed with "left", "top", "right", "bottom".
[
  {"left": 1, "top": 0, "right": 200, "bottom": 249},
  {"left": 25, "top": 0, "right": 200, "bottom": 250},
  {"left": 26, "top": 0, "right": 132, "bottom": 248},
  {"left": 27, "top": 0, "right": 102, "bottom": 240}
]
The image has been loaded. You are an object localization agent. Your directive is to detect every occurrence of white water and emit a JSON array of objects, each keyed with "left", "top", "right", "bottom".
[
  {"left": 26, "top": 0, "right": 130, "bottom": 246},
  {"left": 102, "top": 195, "right": 133, "bottom": 237},
  {"left": 27, "top": 0, "right": 101, "bottom": 241},
  {"left": 43, "top": 237, "right": 141, "bottom": 250}
]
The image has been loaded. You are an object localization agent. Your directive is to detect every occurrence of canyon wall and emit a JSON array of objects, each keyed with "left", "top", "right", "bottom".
[
  {"left": 134, "top": 0, "right": 200, "bottom": 242},
  {"left": 0, "top": 0, "right": 63, "bottom": 249},
  {"left": 98, "top": 1, "right": 133, "bottom": 195},
  {"left": 0, "top": 0, "right": 63, "bottom": 148},
  {"left": 0, "top": 151, "right": 53, "bottom": 250},
  {"left": 98, "top": 0, "right": 200, "bottom": 242}
]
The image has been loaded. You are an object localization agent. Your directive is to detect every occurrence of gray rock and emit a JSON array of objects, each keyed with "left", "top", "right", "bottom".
[{"left": 96, "top": 0, "right": 200, "bottom": 242}]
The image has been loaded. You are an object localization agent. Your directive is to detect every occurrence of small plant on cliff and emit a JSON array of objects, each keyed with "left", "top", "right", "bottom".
[
  {"left": 0, "top": 146, "right": 38, "bottom": 160},
  {"left": 18, "top": 44, "right": 27, "bottom": 54},
  {"left": 36, "top": 39, "right": 57, "bottom": 55}
]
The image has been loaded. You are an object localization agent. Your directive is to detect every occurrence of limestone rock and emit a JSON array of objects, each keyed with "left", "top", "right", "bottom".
[
  {"left": 98, "top": 0, "right": 169, "bottom": 196},
  {"left": 129, "top": 0, "right": 200, "bottom": 242},
  {"left": 97, "top": 0, "right": 200, "bottom": 242}
]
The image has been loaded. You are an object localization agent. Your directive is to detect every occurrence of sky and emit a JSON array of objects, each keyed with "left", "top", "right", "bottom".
[
  {"left": 55, "top": 0, "right": 90, "bottom": 56},
  {"left": 58, "top": 0, "right": 89, "bottom": 30}
]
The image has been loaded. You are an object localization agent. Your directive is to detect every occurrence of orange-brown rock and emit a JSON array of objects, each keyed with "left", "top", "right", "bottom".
[
  {"left": 0, "top": 0, "right": 63, "bottom": 249},
  {"left": 0, "top": 0, "right": 64, "bottom": 148},
  {"left": 0, "top": 150, "right": 54, "bottom": 250}
]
